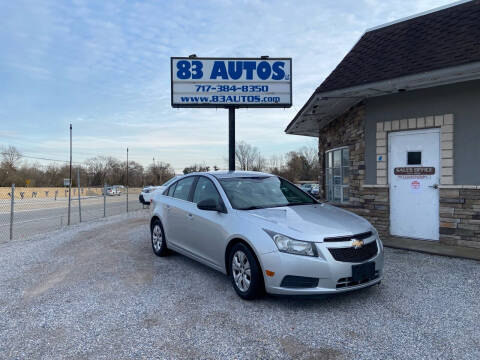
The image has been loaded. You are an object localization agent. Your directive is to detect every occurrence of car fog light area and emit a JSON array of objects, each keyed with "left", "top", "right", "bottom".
[{"left": 265, "top": 230, "right": 317, "bottom": 257}]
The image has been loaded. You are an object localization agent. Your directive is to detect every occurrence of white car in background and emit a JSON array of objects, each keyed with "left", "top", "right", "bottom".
[
  {"left": 139, "top": 176, "right": 180, "bottom": 205},
  {"left": 103, "top": 186, "right": 120, "bottom": 196}
]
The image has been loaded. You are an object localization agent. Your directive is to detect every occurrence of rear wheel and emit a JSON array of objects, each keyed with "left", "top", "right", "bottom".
[
  {"left": 229, "top": 243, "right": 263, "bottom": 300},
  {"left": 151, "top": 219, "right": 168, "bottom": 257}
]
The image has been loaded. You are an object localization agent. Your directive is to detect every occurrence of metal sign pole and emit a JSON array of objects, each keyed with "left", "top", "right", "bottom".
[
  {"left": 103, "top": 184, "right": 106, "bottom": 217},
  {"left": 10, "top": 183, "right": 14, "bottom": 240},
  {"left": 68, "top": 124, "right": 72, "bottom": 225},
  {"left": 228, "top": 107, "right": 235, "bottom": 171},
  {"left": 126, "top": 147, "right": 129, "bottom": 213},
  {"left": 77, "top": 167, "right": 82, "bottom": 222}
]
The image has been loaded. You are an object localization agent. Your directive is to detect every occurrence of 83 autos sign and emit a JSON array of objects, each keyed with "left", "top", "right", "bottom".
[{"left": 171, "top": 57, "right": 292, "bottom": 108}]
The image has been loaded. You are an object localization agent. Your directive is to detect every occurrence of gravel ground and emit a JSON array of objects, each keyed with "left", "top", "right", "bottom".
[{"left": 1, "top": 211, "right": 479, "bottom": 360}]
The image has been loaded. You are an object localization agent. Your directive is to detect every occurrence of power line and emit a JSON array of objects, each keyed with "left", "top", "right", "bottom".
[{"left": 20, "top": 154, "right": 82, "bottom": 165}]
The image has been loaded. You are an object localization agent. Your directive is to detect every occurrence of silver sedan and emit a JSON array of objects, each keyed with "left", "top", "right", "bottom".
[{"left": 149, "top": 171, "right": 384, "bottom": 300}]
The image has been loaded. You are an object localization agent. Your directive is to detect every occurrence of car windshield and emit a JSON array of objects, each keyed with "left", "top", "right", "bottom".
[{"left": 219, "top": 176, "right": 317, "bottom": 210}]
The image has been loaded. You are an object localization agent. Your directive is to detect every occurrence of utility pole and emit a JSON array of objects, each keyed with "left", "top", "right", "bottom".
[
  {"left": 68, "top": 124, "right": 72, "bottom": 225},
  {"left": 126, "top": 147, "right": 129, "bottom": 212}
]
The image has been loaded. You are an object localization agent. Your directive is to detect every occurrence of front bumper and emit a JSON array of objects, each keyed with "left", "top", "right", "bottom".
[{"left": 261, "top": 239, "right": 384, "bottom": 295}]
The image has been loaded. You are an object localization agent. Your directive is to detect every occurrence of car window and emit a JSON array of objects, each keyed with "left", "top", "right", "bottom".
[
  {"left": 172, "top": 176, "right": 195, "bottom": 201},
  {"left": 193, "top": 177, "right": 221, "bottom": 204},
  {"left": 166, "top": 183, "right": 176, "bottom": 196}
]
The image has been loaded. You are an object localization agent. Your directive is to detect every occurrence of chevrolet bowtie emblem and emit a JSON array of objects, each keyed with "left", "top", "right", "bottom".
[{"left": 351, "top": 239, "right": 364, "bottom": 249}]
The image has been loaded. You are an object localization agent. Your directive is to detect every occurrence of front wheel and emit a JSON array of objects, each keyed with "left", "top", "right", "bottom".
[
  {"left": 229, "top": 243, "right": 263, "bottom": 300},
  {"left": 151, "top": 219, "right": 168, "bottom": 257}
]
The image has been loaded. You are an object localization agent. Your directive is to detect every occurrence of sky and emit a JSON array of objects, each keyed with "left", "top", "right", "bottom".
[{"left": 0, "top": 0, "right": 454, "bottom": 172}]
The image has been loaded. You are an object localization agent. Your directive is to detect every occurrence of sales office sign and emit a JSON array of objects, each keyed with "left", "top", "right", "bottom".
[{"left": 171, "top": 57, "right": 292, "bottom": 108}]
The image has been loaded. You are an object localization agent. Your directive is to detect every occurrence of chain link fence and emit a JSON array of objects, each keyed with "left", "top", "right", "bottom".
[{"left": 0, "top": 184, "right": 146, "bottom": 242}]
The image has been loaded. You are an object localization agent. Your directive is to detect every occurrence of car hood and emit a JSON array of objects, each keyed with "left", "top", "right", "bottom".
[{"left": 239, "top": 204, "right": 371, "bottom": 242}]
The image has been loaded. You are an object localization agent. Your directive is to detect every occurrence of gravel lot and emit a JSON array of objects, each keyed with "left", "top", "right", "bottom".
[{"left": 1, "top": 211, "right": 479, "bottom": 360}]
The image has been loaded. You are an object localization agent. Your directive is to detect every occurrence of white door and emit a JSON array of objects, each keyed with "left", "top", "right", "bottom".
[{"left": 389, "top": 129, "right": 440, "bottom": 240}]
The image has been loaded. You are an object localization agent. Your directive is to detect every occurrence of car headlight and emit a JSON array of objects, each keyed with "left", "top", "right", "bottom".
[{"left": 264, "top": 230, "right": 318, "bottom": 257}]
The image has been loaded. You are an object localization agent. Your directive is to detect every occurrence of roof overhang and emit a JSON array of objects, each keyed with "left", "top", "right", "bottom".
[{"left": 286, "top": 61, "right": 480, "bottom": 137}]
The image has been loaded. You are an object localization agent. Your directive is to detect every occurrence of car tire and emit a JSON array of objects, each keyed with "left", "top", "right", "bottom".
[
  {"left": 151, "top": 219, "right": 168, "bottom": 257},
  {"left": 229, "top": 243, "right": 264, "bottom": 300}
]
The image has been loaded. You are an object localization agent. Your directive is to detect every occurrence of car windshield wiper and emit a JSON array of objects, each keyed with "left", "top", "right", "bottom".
[
  {"left": 285, "top": 202, "right": 315, "bottom": 206},
  {"left": 239, "top": 205, "right": 266, "bottom": 210},
  {"left": 239, "top": 204, "right": 285, "bottom": 210}
]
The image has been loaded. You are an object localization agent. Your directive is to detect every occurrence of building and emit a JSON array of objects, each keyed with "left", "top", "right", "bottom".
[{"left": 286, "top": 0, "right": 480, "bottom": 254}]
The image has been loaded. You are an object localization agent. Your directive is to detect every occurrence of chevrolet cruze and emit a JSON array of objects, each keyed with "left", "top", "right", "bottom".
[{"left": 149, "top": 171, "right": 384, "bottom": 300}]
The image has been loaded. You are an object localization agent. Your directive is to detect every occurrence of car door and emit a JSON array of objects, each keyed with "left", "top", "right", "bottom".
[
  {"left": 188, "top": 176, "right": 229, "bottom": 268},
  {"left": 164, "top": 176, "right": 197, "bottom": 250}
]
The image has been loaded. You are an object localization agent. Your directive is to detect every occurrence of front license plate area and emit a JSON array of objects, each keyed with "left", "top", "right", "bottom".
[{"left": 351, "top": 261, "right": 375, "bottom": 283}]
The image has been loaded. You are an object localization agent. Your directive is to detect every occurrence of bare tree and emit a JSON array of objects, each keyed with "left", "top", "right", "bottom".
[
  {"left": 267, "top": 154, "right": 286, "bottom": 176},
  {"left": 235, "top": 141, "right": 266, "bottom": 171},
  {"left": 148, "top": 161, "right": 175, "bottom": 185},
  {"left": 1, "top": 145, "right": 22, "bottom": 169},
  {"left": 85, "top": 156, "right": 113, "bottom": 186},
  {"left": 183, "top": 163, "right": 210, "bottom": 174},
  {"left": 298, "top": 146, "right": 319, "bottom": 169}
]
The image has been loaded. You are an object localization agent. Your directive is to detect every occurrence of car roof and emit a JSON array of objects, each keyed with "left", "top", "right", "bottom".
[{"left": 184, "top": 170, "right": 273, "bottom": 179}]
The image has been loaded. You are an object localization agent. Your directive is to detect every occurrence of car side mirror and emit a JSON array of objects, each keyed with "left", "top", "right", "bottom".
[{"left": 197, "top": 198, "right": 226, "bottom": 213}]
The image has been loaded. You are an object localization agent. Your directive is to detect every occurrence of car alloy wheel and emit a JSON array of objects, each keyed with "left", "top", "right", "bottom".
[
  {"left": 229, "top": 243, "right": 263, "bottom": 300},
  {"left": 152, "top": 225, "right": 162, "bottom": 252},
  {"left": 151, "top": 220, "right": 168, "bottom": 257},
  {"left": 232, "top": 250, "right": 251, "bottom": 292}
]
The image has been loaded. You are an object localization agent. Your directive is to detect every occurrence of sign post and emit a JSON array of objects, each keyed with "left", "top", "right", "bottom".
[
  {"left": 228, "top": 107, "right": 236, "bottom": 171},
  {"left": 171, "top": 57, "right": 292, "bottom": 170},
  {"left": 68, "top": 124, "right": 72, "bottom": 226}
]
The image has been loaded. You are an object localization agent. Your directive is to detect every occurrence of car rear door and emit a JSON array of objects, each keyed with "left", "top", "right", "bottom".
[{"left": 164, "top": 176, "right": 197, "bottom": 251}]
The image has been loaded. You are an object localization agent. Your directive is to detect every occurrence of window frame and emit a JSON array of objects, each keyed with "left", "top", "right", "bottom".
[
  {"left": 407, "top": 151, "right": 422, "bottom": 165},
  {"left": 325, "top": 146, "right": 350, "bottom": 203},
  {"left": 165, "top": 182, "right": 177, "bottom": 196},
  {"left": 170, "top": 175, "right": 197, "bottom": 202},
  {"left": 191, "top": 175, "right": 227, "bottom": 210}
]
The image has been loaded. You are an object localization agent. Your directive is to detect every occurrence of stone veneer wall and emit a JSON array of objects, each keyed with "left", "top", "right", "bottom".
[
  {"left": 439, "top": 188, "right": 480, "bottom": 248},
  {"left": 318, "top": 103, "right": 390, "bottom": 236},
  {"left": 317, "top": 103, "right": 479, "bottom": 248}
]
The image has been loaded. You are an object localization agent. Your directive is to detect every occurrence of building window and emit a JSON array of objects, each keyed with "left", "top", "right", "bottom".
[
  {"left": 407, "top": 151, "right": 422, "bottom": 165},
  {"left": 326, "top": 147, "right": 350, "bottom": 202}
]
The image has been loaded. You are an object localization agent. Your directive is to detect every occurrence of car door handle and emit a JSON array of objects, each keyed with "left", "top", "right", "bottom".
[
  {"left": 428, "top": 184, "right": 439, "bottom": 189},
  {"left": 187, "top": 213, "right": 193, "bottom": 220}
]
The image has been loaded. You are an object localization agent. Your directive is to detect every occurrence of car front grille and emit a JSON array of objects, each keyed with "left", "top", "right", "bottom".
[
  {"left": 328, "top": 241, "right": 378, "bottom": 263},
  {"left": 324, "top": 231, "right": 373, "bottom": 242},
  {"left": 280, "top": 275, "right": 319, "bottom": 288},
  {"left": 336, "top": 271, "right": 380, "bottom": 289}
]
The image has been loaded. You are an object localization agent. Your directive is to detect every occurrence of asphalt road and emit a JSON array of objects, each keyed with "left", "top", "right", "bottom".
[
  {"left": 0, "top": 194, "right": 145, "bottom": 242},
  {"left": 0, "top": 212, "right": 479, "bottom": 359}
]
